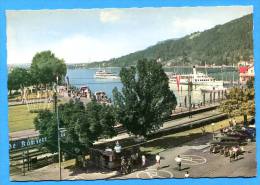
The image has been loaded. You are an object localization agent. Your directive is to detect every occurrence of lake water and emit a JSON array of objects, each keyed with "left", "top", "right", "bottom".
[
  {"left": 67, "top": 67, "right": 238, "bottom": 105},
  {"left": 66, "top": 68, "right": 123, "bottom": 98}
]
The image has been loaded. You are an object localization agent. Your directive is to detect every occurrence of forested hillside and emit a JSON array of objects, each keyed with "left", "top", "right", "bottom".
[{"left": 84, "top": 14, "right": 253, "bottom": 68}]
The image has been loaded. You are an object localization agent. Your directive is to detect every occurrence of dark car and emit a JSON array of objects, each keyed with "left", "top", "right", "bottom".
[
  {"left": 245, "top": 127, "right": 256, "bottom": 139},
  {"left": 248, "top": 117, "right": 255, "bottom": 125}
]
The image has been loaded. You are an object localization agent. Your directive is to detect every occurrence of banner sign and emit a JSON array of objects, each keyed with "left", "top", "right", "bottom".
[{"left": 9, "top": 136, "right": 47, "bottom": 150}]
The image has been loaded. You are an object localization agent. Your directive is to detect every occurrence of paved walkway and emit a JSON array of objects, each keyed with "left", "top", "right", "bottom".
[
  {"left": 10, "top": 133, "right": 256, "bottom": 181},
  {"left": 128, "top": 138, "right": 256, "bottom": 178}
]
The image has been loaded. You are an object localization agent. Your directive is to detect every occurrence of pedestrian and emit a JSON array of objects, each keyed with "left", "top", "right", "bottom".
[
  {"left": 120, "top": 156, "right": 126, "bottom": 174},
  {"left": 234, "top": 119, "right": 237, "bottom": 126},
  {"left": 229, "top": 119, "right": 233, "bottom": 127},
  {"left": 220, "top": 125, "right": 224, "bottom": 134},
  {"left": 184, "top": 171, "right": 190, "bottom": 178},
  {"left": 114, "top": 141, "right": 122, "bottom": 153},
  {"left": 127, "top": 158, "right": 132, "bottom": 174},
  {"left": 175, "top": 155, "right": 182, "bottom": 171},
  {"left": 142, "top": 155, "right": 146, "bottom": 168},
  {"left": 233, "top": 146, "right": 239, "bottom": 160},
  {"left": 201, "top": 126, "right": 206, "bottom": 135},
  {"left": 155, "top": 153, "right": 161, "bottom": 170}
]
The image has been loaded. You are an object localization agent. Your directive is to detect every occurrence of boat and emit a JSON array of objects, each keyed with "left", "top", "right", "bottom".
[
  {"left": 94, "top": 68, "right": 120, "bottom": 80},
  {"left": 168, "top": 66, "right": 224, "bottom": 89}
]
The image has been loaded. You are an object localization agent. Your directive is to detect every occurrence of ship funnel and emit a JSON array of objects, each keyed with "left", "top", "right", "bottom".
[{"left": 193, "top": 66, "right": 196, "bottom": 75}]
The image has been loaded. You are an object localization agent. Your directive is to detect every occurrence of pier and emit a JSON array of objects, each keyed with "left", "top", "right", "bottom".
[{"left": 164, "top": 65, "right": 237, "bottom": 69}]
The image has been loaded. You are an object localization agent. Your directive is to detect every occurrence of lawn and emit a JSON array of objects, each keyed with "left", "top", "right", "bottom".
[{"left": 8, "top": 103, "right": 53, "bottom": 133}]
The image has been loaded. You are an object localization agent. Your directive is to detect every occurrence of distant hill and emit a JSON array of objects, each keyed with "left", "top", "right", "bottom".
[{"left": 82, "top": 14, "right": 253, "bottom": 68}]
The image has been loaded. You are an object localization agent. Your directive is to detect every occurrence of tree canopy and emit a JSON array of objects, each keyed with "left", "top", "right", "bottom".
[
  {"left": 220, "top": 81, "right": 255, "bottom": 117},
  {"left": 8, "top": 67, "right": 31, "bottom": 93},
  {"left": 34, "top": 100, "right": 116, "bottom": 164},
  {"left": 113, "top": 58, "right": 177, "bottom": 137},
  {"left": 30, "top": 51, "right": 67, "bottom": 86}
]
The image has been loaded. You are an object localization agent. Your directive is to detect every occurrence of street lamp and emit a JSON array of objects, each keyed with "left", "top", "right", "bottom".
[
  {"left": 211, "top": 123, "right": 215, "bottom": 139},
  {"left": 55, "top": 76, "right": 62, "bottom": 180}
]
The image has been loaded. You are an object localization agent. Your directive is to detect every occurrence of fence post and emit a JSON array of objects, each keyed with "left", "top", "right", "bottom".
[
  {"left": 203, "top": 93, "right": 206, "bottom": 106},
  {"left": 23, "top": 151, "right": 26, "bottom": 176},
  {"left": 27, "top": 137, "right": 30, "bottom": 171}
]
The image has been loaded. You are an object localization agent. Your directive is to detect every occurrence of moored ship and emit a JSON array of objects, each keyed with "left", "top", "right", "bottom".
[
  {"left": 168, "top": 66, "right": 224, "bottom": 90},
  {"left": 94, "top": 69, "right": 120, "bottom": 80}
]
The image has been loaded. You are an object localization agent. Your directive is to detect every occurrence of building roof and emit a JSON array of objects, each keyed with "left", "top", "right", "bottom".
[{"left": 239, "top": 66, "right": 248, "bottom": 73}]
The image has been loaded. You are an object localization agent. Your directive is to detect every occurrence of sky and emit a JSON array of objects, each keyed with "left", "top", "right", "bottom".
[{"left": 6, "top": 6, "right": 253, "bottom": 64}]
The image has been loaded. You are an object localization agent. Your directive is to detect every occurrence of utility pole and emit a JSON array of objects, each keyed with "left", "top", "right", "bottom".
[
  {"left": 54, "top": 76, "right": 62, "bottom": 180},
  {"left": 188, "top": 79, "right": 192, "bottom": 118}
]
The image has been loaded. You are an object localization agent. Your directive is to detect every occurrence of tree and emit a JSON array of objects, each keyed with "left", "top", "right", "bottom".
[
  {"left": 246, "top": 77, "right": 254, "bottom": 89},
  {"left": 182, "top": 50, "right": 190, "bottom": 65},
  {"left": 34, "top": 100, "right": 116, "bottom": 166},
  {"left": 219, "top": 83, "right": 255, "bottom": 118},
  {"left": 113, "top": 59, "right": 177, "bottom": 137},
  {"left": 8, "top": 67, "right": 31, "bottom": 95},
  {"left": 34, "top": 109, "right": 57, "bottom": 152},
  {"left": 30, "top": 51, "right": 67, "bottom": 86}
]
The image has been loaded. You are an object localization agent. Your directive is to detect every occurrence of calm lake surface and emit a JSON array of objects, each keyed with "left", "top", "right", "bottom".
[{"left": 67, "top": 67, "right": 238, "bottom": 105}]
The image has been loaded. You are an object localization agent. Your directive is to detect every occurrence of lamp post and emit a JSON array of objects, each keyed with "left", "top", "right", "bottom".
[
  {"left": 55, "top": 76, "right": 62, "bottom": 180},
  {"left": 211, "top": 123, "right": 215, "bottom": 139},
  {"left": 188, "top": 79, "right": 192, "bottom": 118}
]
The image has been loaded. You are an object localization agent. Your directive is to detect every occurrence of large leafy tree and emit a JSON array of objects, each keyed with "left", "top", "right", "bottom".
[
  {"left": 246, "top": 77, "right": 254, "bottom": 89},
  {"left": 113, "top": 58, "right": 177, "bottom": 137},
  {"left": 220, "top": 81, "right": 255, "bottom": 117},
  {"left": 30, "top": 51, "right": 67, "bottom": 86},
  {"left": 8, "top": 67, "right": 31, "bottom": 95},
  {"left": 34, "top": 100, "right": 116, "bottom": 166},
  {"left": 34, "top": 110, "right": 57, "bottom": 151}
]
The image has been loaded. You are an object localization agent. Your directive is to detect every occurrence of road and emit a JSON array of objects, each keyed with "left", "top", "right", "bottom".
[
  {"left": 125, "top": 135, "right": 256, "bottom": 179},
  {"left": 10, "top": 133, "right": 256, "bottom": 181}
]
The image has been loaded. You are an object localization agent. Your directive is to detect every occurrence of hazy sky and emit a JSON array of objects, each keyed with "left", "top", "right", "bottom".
[{"left": 7, "top": 6, "right": 252, "bottom": 64}]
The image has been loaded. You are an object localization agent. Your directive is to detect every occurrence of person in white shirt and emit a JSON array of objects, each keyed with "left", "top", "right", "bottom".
[
  {"left": 184, "top": 171, "right": 190, "bottom": 178},
  {"left": 114, "top": 141, "right": 122, "bottom": 153},
  {"left": 155, "top": 154, "right": 161, "bottom": 170},
  {"left": 175, "top": 155, "right": 182, "bottom": 171},
  {"left": 142, "top": 155, "right": 146, "bottom": 168}
]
